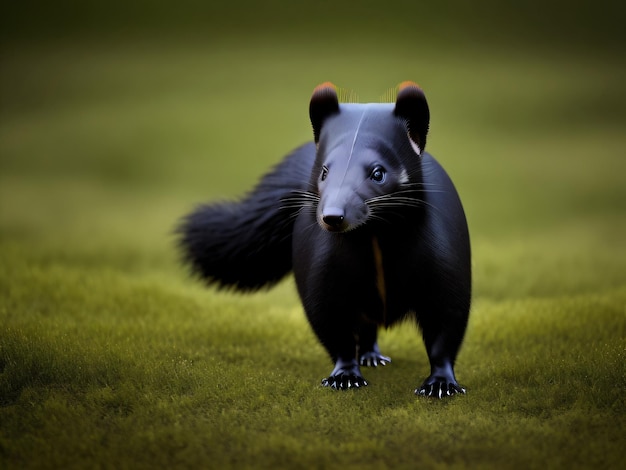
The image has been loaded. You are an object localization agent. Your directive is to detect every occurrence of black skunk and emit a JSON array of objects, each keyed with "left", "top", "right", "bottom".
[{"left": 178, "top": 82, "right": 471, "bottom": 397}]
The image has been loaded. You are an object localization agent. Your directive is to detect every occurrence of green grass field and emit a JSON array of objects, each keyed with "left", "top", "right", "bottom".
[{"left": 1, "top": 4, "right": 625, "bottom": 468}]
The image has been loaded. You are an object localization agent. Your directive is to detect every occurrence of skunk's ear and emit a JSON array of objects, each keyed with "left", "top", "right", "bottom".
[
  {"left": 393, "top": 81, "right": 430, "bottom": 155},
  {"left": 309, "top": 82, "right": 340, "bottom": 143}
]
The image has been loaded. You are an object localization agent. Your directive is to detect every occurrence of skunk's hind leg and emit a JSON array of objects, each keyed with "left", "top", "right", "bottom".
[{"left": 358, "top": 322, "right": 391, "bottom": 368}]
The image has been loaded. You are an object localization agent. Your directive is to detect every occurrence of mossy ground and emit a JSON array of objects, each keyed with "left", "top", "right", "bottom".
[{"left": 1, "top": 4, "right": 625, "bottom": 468}]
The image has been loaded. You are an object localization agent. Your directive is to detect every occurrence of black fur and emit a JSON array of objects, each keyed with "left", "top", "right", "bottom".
[
  {"left": 178, "top": 83, "right": 471, "bottom": 398},
  {"left": 177, "top": 143, "right": 315, "bottom": 291}
]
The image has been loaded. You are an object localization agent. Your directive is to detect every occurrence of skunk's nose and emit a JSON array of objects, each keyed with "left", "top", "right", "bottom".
[{"left": 321, "top": 207, "right": 346, "bottom": 231}]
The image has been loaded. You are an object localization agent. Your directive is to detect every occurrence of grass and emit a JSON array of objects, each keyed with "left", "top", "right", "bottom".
[{"left": 1, "top": 17, "right": 626, "bottom": 469}]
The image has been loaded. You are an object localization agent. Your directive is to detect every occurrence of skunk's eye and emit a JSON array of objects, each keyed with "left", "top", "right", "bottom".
[
  {"left": 370, "top": 166, "right": 386, "bottom": 183},
  {"left": 320, "top": 166, "right": 329, "bottom": 181}
]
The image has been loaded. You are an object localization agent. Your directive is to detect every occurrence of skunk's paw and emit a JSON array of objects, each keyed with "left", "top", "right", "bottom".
[
  {"left": 359, "top": 351, "right": 391, "bottom": 368},
  {"left": 415, "top": 378, "right": 466, "bottom": 399},
  {"left": 322, "top": 374, "right": 368, "bottom": 390}
]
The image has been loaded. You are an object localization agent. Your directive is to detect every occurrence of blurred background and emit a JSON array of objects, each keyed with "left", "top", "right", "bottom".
[{"left": 1, "top": 0, "right": 625, "bottom": 298}]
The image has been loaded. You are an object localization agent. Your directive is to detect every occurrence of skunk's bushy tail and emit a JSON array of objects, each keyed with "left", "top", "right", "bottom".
[{"left": 177, "top": 142, "right": 315, "bottom": 291}]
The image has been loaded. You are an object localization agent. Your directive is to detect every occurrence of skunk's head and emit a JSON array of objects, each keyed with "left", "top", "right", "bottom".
[{"left": 308, "top": 82, "right": 430, "bottom": 233}]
